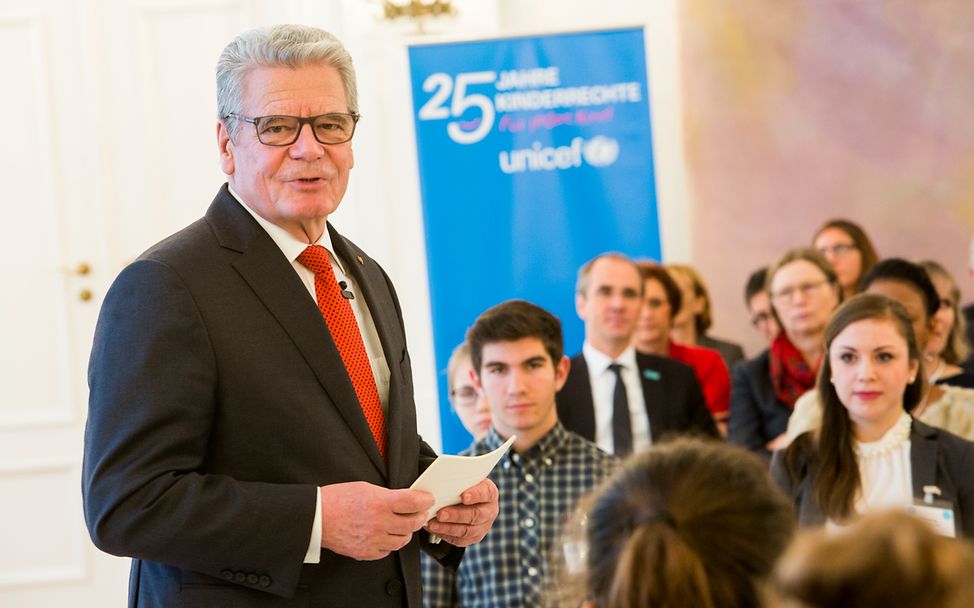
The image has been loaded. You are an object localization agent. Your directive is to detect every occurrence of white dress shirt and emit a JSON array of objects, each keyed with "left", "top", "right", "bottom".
[
  {"left": 581, "top": 342, "right": 651, "bottom": 454},
  {"left": 231, "top": 186, "right": 392, "bottom": 563}
]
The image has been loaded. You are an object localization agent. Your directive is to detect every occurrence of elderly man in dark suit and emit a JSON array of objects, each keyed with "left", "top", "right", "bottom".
[
  {"left": 82, "top": 24, "right": 497, "bottom": 608},
  {"left": 556, "top": 253, "right": 717, "bottom": 455}
]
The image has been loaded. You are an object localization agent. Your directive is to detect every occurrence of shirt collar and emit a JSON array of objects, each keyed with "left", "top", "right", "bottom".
[
  {"left": 583, "top": 341, "right": 638, "bottom": 374},
  {"left": 484, "top": 422, "right": 570, "bottom": 466},
  {"left": 228, "top": 184, "right": 344, "bottom": 273}
]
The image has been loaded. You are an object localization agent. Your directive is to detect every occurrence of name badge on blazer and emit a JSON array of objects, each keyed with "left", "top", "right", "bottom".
[
  {"left": 907, "top": 485, "right": 956, "bottom": 538},
  {"left": 642, "top": 369, "right": 661, "bottom": 381}
]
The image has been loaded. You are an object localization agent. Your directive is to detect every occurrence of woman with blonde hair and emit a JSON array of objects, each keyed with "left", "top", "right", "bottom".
[
  {"left": 917, "top": 260, "right": 974, "bottom": 388},
  {"left": 770, "top": 511, "right": 974, "bottom": 608},
  {"left": 666, "top": 263, "right": 745, "bottom": 368}
]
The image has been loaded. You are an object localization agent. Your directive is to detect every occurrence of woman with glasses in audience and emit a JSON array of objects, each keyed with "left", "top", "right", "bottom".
[
  {"left": 787, "top": 259, "right": 974, "bottom": 442},
  {"left": 771, "top": 293, "right": 974, "bottom": 537},
  {"left": 634, "top": 261, "right": 732, "bottom": 435},
  {"left": 557, "top": 438, "right": 794, "bottom": 608},
  {"left": 918, "top": 260, "right": 974, "bottom": 389},
  {"left": 446, "top": 342, "right": 491, "bottom": 443},
  {"left": 812, "top": 218, "right": 879, "bottom": 300},
  {"left": 666, "top": 263, "right": 746, "bottom": 369},
  {"left": 729, "top": 248, "right": 841, "bottom": 456}
]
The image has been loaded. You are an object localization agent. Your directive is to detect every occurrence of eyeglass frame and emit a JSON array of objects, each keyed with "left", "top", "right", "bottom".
[
  {"left": 223, "top": 112, "right": 361, "bottom": 146},
  {"left": 817, "top": 243, "right": 858, "bottom": 258},
  {"left": 750, "top": 310, "right": 775, "bottom": 328},
  {"left": 449, "top": 386, "right": 481, "bottom": 409},
  {"left": 770, "top": 279, "right": 832, "bottom": 303}
]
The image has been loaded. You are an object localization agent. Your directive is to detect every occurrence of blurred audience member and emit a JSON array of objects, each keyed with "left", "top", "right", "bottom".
[
  {"left": 729, "top": 249, "right": 841, "bottom": 456},
  {"left": 787, "top": 259, "right": 974, "bottom": 442},
  {"left": 745, "top": 266, "right": 780, "bottom": 346},
  {"left": 557, "top": 438, "right": 794, "bottom": 608},
  {"left": 963, "top": 236, "right": 974, "bottom": 372},
  {"left": 667, "top": 263, "right": 746, "bottom": 368},
  {"left": 446, "top": 342, "right": 491, "bottom": 442},
  {"left": 772, "top": 294, "right": 974, "bottom": 537},
  {"left": 812, "top": 218, "right": 879, "bottom": 300},
  {"left": 557, "top": 254, "right": 718, "bottom": 458},
  {"left": 770, "top": 511, "right": 974, "bottom": 608},
  {"left": 918, "top": 260, "right": 974, "bottom": 388},
  {"left": 634, "top": 261, "right": 731, "bottom": 435}
]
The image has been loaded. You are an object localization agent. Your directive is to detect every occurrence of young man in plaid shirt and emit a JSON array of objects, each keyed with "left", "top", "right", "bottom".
[{"left": 422, "top": 300, "right": 617, "bottom": 607}]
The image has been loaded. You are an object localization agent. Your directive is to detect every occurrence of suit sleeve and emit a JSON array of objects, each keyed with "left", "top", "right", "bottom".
[
  {"left": 729, "top": 360, "right": 770, "bottom": 455},
  {"left": 944, "top": 436, "right": 974, "bottom": 539},
  {"left": 82, "top": 260, "right": 316, "bottom": 598}
]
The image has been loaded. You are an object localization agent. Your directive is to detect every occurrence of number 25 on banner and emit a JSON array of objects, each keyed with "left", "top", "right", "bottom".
[{"left": 418, "top": 71, "right": 497, "bottom": 145}]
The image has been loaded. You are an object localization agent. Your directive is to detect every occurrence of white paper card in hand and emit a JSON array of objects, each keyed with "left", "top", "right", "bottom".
[{"left": 411, "top": 435, "right": 516, "bottom": 523}]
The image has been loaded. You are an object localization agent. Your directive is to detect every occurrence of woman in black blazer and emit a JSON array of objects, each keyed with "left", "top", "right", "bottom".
[{"left": 771, "top": 294, "right": 974, "bottom": 537}]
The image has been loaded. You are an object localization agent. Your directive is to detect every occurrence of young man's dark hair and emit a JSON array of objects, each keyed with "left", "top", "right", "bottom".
[
  {"left": 467, "top": 299, "right": 564, "bottom": 373},
  {"left": 745, "top": 266, "right": 770, "bottom": 304}
]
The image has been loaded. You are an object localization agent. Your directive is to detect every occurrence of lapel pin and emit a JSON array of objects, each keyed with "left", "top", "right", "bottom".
[
  {"left": 357, "top": 255, "right": 364, "bottom": 265},
  {"left": 643, "top": 369, "right": 661, "bottom": 381}
]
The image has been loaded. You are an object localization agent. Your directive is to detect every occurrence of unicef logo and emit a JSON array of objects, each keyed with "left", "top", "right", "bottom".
[
  {"left": 498, "top": 136, "right": 621, "bottom": 174},
  {"left": 582, "top": 136, "right": 619, "bottom": 167}
]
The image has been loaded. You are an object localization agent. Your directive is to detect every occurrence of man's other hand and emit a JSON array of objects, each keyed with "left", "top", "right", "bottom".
[{"left": 425, "top": 478, "right": 499, "bottom": 547}]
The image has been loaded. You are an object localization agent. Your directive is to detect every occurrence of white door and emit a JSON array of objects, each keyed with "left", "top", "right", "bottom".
[
  {"left": 0, "top": 1, "right": 130, "bottom": 605},
  {"left": 0, "top": 1, "right": 348, "bottom": 605}
]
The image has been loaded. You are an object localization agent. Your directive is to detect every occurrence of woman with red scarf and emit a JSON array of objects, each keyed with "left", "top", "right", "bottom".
[{"left": 729, "top": 248, "right": 841, "bottom": 457}]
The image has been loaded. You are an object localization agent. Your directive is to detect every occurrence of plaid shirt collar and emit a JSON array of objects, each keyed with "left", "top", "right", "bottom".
[{"left": 483, "top": 421, "right": 570, "bottom": 466}]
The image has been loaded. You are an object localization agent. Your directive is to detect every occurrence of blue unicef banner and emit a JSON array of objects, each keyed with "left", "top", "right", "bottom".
[{"left": 409, "top": 28, "right": 661, "bottom": 453}]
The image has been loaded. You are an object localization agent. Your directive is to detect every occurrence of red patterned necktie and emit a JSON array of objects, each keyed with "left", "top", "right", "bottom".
[{"left": 297, "top": 245, "right": 386, "bottom": 459}]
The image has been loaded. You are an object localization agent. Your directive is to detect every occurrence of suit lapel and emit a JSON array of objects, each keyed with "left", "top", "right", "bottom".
[
  {"left": 560, "top": 356, "right": 597, "bottom": 441},
  {"left": 207, "top": 189, "right": 387, "bottom": 477},
  {"left": 636, "top": 354, "right": 665, "bottom": 441},
  {"left": 910, "top": 421, "right": 938, "bottom": 498}
]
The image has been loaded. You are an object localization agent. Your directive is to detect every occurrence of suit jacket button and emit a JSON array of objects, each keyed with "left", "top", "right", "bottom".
[
  {"left": 385, "top": 579, "right": 402, "bottom": 596},
  {"left": 259, "top": 575, "right": 272, "bottom": 588},
  {"left": 246, "top": 573, "right": 259, "bottom": 585},
  {"left": 234, "top": 572, "right": 246, "bottom": 583},
  {"left": 221, "top": 570, "right": 234, "bottom": 581}
]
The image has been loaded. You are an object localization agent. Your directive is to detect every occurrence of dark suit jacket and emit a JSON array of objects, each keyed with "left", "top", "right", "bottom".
[
  {"left": 556, "top": 352, "right": 718, "bottom": 447},
  {"left": 963, "top": 303, "right": 974, "bottom": 372},
  {"left": 770, "top": 419, "right": 974, "bottom": 537},
  {"left": 728, "top": 350, "right": 791, "bottom": 457},
  {"left": 82, "top": 185, "right": 459, "bottom": 607}
]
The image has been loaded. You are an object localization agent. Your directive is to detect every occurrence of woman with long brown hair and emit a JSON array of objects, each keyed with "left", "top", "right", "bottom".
[
  {"left": 812, "top": 218, "right": 879, "bottom": 300},
  {"left": 771, "top": 293, "right": 974, "bottom": 536}
]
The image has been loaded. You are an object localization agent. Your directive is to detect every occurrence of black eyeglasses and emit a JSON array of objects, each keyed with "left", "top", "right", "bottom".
[{"left": 225, "top": 112, "right": 360, "bottom": 146}]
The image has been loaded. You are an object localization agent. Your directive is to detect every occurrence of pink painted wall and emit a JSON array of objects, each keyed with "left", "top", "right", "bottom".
[{"left": 679, "top": 0, "right": 974, "bottom": 358}]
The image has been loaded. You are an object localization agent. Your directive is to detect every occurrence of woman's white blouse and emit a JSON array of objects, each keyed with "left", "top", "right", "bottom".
[
  {"left": 854, "top": 412, "right": 914, "bottom": 512},
  {"left": 827, "top": 413, "right": 913, "bottom": 531}
]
